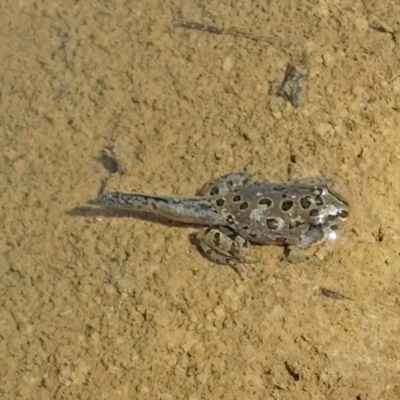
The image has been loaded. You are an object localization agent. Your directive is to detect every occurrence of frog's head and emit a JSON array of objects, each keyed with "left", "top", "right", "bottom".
[{"left": 311, "top": 185, "right": 349, "bottom": 242}]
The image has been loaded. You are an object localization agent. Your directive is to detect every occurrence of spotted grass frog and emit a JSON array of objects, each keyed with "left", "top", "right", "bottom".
[{"left": 88, "top": 171, "right": 349, "bottom": 270}]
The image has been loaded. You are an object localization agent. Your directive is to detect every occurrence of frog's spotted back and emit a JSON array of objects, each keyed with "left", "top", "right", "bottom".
[
  {"left": 89, "top": 171, "right": 349, "bottom": 268},
  {"left": 207, "top": 181, "right": 349, "bottom": 248}
]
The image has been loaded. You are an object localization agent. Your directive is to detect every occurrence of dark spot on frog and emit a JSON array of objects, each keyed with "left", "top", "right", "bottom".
[
  {"left": 309, "top": 209, "right": 319, "bottom": 217},
  {"left": 259, "top": 198, "right": 272, "bottom": 207},
  {"left": 216, "top": 198, "right": 225, "bottom": 207},
  {"left": 227, "top": 180, "right": 234, "bottom": 190},
  {"left": 226, "top": 215, "right": 235, "bottom": 225},
  {"left": 300, "top": 196, "right": 311, "bottom": 209},
  {"left": 289, "top": 220, "right": 303, "bottom": 229},
  {"left": 229, "top": 245, "right": 240, "bottom": 257},
  {"left": 315, "top": 196, "right": 324, "bottom": 206},
  {"left": 213, "top": 231, "right": 221, "bottom": 246},
  {"left": 210, "top": 186, "right": 219, "bottom": 196},
  {"left": 281, "top": 200, "right": 294, "bottom": 211},
  {"left": 233, "top": 195, "right": 241, "bottom": 202},
  {"left": 225, "top": 228, "right": 239, "bottom": 241},
  {"left": 330, "top": 224, "right": 339, "bottom": 230},
  {"left": 273, "top": 185, "right": 285, "bottom": 191},
  {"left": 266, "top": 218, "right": 279, "bottom": 230},
  {"left": 239, "top": 202, "right": 249, "bottom": 210},
  {"left": 242, "top": 225, "right": 250, "bottom": 230}
]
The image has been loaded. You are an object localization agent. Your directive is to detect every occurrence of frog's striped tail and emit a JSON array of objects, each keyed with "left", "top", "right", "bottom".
[{"left": 88, "top": 192, "right": 224, "bottom": 225}]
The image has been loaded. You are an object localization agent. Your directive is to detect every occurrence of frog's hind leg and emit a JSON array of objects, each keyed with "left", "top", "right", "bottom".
[
  {"left": 195, "top": 226, "right": 250, "bottom": 272},
  {"left": 198, "top": 170, "right": 255, "bottom": 197}
]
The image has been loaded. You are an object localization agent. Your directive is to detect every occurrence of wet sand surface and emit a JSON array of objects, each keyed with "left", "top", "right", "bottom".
[{"left": 1, "top": 1, "right": 400, "bottom": 398}]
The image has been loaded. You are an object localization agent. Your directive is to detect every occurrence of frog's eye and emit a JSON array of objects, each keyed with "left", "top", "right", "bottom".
[
  {"left": 210, "top": 186, "right": 219, "bottom": 195},
  {"left": 312, "top": 187, "right": 323, "bottom": 196},
  {"left": 338, "top": 210, "right": 349, "bottom": 219}
]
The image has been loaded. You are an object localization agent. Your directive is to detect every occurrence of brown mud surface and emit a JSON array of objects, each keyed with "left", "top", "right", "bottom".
[{"left": 1, "top": 1, "right": 400, "bottom": 399}]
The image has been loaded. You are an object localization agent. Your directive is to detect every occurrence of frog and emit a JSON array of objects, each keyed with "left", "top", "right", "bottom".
[{"left": 87, "top": 171, "right": 349, "bottom": 271}]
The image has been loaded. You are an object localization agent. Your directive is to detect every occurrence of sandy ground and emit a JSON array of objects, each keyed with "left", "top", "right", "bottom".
[{"left": 1, "top": 0, "right": 400, "bottom": 399}]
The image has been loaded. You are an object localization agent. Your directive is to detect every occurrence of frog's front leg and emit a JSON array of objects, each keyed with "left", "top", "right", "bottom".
[
  {"left": 198, "top": 170, "right": 254, "bottom": 197},
  {"left": 284, "top": 227, "right": 325, "bottom": 264},
  {"left": 195, "top": 226, "right": 250, "bottom": 271}
]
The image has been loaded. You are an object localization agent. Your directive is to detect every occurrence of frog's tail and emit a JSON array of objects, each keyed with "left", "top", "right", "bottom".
[{"left": 87, "top": 192, "right": 225, "bottom": 225}]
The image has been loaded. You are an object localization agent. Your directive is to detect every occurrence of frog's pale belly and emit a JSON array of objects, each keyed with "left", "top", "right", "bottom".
[{"left": 88, "top": 171, "right": 349, "bottom": 267}]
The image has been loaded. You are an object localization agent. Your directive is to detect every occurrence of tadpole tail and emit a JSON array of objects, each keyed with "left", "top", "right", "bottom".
[{"left": 87, "top": 192, "right": 225, "bottom": 225}]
